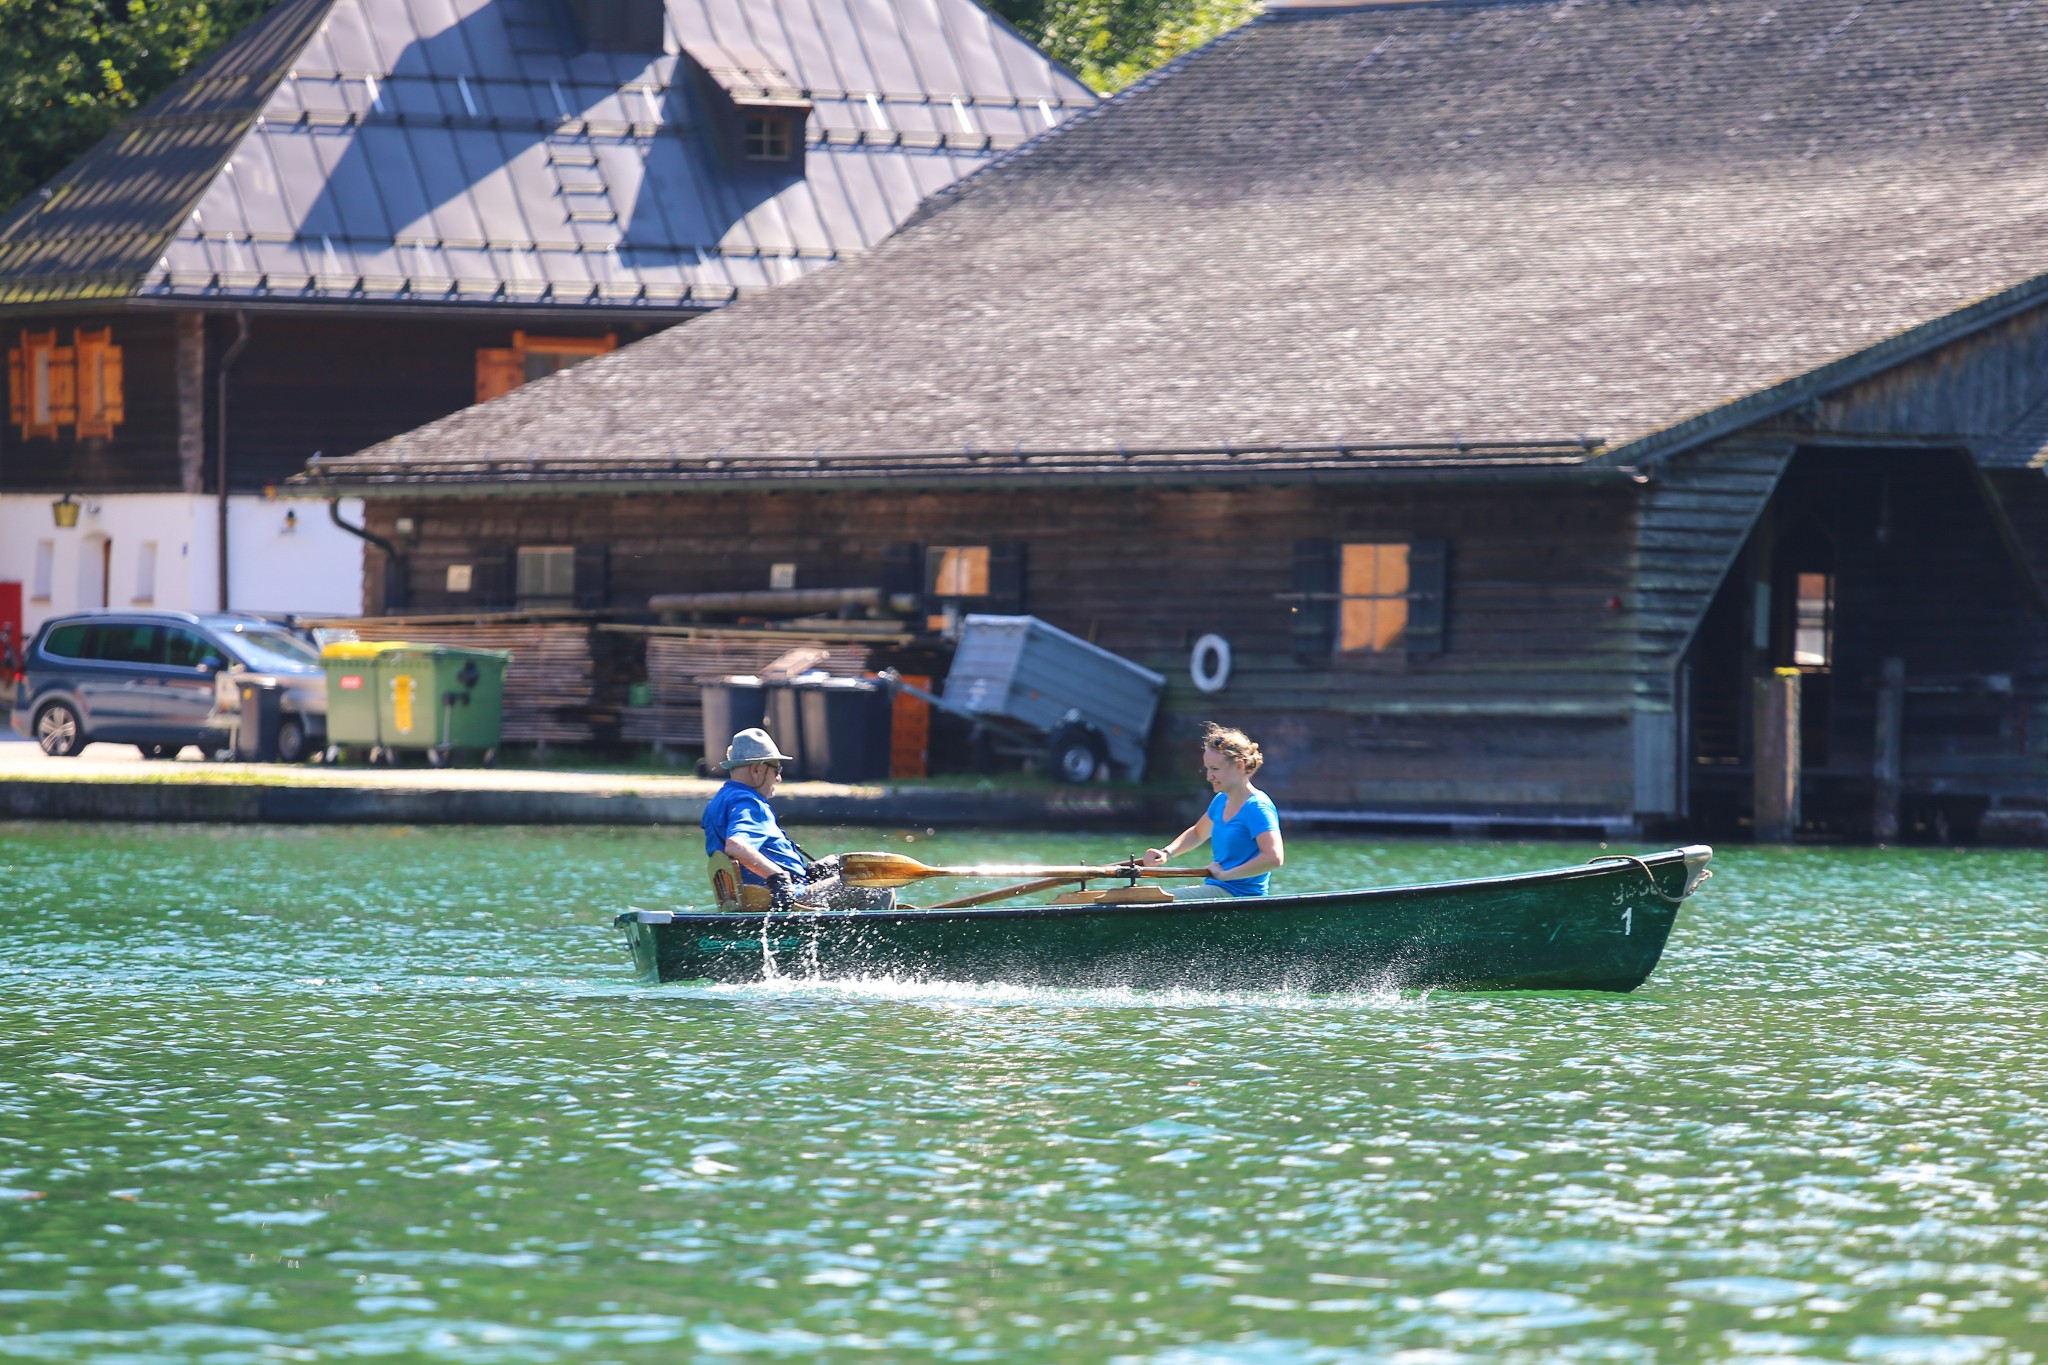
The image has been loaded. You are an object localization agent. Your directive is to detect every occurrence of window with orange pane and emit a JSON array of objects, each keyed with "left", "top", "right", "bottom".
[{"left": 1338, "top": 542, "right": 1410, "bottom": 653}]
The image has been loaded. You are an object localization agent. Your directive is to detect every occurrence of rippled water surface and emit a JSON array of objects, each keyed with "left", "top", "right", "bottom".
[{"left": 2, "top": 822, "right": 2045, "bottom": 1363}]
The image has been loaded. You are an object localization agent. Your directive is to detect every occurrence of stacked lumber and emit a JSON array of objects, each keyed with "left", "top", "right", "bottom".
[
  {"left": 622, "top": 637, "right": 872, "bottom": 748},
  {"left": 351, "top": 622, "right": 597, "bottom": 745}
]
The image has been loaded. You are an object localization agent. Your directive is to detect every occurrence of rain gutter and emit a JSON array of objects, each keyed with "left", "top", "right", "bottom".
[{"left": 214, "top": 311, "right": 251, "bottom": 610}]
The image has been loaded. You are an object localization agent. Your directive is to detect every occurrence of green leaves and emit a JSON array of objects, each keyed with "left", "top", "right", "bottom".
[
  {"left": 0, "top": 0, "right": 277, "bottom": 213},
  {"left": 992, "top": 0, "right": 1263, "bottom": 92}
]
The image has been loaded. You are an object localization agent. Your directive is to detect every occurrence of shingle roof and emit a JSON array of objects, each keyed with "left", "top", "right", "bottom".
[
  {"left": 308, "top": 0, "right": 2048, "bottom": 489},
  {"left": 0, "top": 0, "right": 1092, "bottom": 310}
]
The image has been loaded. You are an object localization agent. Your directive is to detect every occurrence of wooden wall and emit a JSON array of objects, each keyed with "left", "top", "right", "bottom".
[
  {"left": 362, "top": 481, "right": 1643, "bottom": 814},
  {"left": 0, "top": 313, "right": 185, "bottom": 492},
  {"left": 0, "top": 308, "right": 670, "bottom": 496},
  {"left": 219, "top": 314, "right": 661, "bottom": 491}
]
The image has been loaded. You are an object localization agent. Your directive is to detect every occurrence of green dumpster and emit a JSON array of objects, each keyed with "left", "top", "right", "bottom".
[
  {"left": 374, "top": 644, "right": 511, "bottom": 767},
  {"left": 320, "top": 641, "right": 411, "bottom": 763}
]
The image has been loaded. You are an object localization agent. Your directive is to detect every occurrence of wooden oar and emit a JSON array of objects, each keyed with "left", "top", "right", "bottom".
[
  {"left": 925, "top": 875, "right": 1082, "bottom": 910},
  {"left": 838, "top": 851, "right": 1212, "bottom": 889}
]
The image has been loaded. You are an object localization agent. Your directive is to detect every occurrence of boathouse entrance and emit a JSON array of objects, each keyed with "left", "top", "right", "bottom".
[{"left": 1682, "top": 445, "right": 2047, "bottom": 840}]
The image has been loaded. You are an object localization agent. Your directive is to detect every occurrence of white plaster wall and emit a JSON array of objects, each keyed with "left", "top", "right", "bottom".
[{"left": 0, "top": 493, "right": 364, "bottom": 637}]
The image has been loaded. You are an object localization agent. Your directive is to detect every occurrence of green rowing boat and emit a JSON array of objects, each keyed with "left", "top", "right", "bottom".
[{"left": 613, "top": 846, "right": 1712, "bottom": 993}]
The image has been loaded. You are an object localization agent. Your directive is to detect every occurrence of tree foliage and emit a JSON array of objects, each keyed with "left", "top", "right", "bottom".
[
  {"left": 991, "top": 0, "right": 1262, "bottom": 92},
  {"left": 0, "top": 0, "right": 1255, "bottom": 218},
  {"left": 0, "top": 0, "right": 277, "bottom": 214}
]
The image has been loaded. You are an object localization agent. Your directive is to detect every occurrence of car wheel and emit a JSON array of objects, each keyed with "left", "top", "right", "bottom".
[
  {"left": 1045, "top": 722, "right": 1106, "bottom": 785},
  {"left": 275, "top": 717, "right": 309, "bottom": 764},
  {"left": 34, "top": 703, "right": 84, "bottom": 758}
]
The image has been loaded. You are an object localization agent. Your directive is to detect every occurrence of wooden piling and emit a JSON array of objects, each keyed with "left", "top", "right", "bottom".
[
  {"left": 1873, "top": 656, "right": 1905, "bottom": 843},
  {"left": 1753, "top": 668, "right": 1801, "bottom": 842}
]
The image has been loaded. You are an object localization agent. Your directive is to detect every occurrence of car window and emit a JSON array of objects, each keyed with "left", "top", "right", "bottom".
[
  {"left": 95, "top": 624, "right": 159, "bottom": 665},
  {"left": 41, "top": 623, "right": 89, "bottom": 659},
  {"left": 226, "top": 627, "right": 318, "bottom": 672},
  {"left": 160, "top": 628, "right": 216, "bottom": 669}
]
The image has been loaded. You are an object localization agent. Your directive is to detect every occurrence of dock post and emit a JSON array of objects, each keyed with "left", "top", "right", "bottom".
[
  {"left": 1873, "top": 656, "right": 1905, "bottom": 843},
  {"left": 1753, "top": 668, "right": 1801, "bottom": 842}
]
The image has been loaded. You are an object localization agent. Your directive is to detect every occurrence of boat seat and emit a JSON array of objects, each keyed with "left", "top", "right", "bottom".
[{"left": 708, "top": 851, "right": 771, "bottom": 912}]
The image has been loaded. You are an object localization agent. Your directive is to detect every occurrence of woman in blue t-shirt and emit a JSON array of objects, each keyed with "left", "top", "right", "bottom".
[{"left": 1140, "top": 724, "right": 1284, "bottom": 896}]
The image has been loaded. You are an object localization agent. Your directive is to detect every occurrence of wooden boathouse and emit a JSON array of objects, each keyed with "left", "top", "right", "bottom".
[{"left": 300, "top": 0, "right": 2048, "bottom": 841}]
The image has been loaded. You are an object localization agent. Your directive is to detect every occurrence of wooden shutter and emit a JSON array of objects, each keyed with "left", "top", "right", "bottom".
[
  {"left": 18, "top": 330, "right": 56, "bottom": 438},
  {"left": 476, "top": 347, "right": 522, "bottom": 403},
  {"left": 1405, "top": 538, "right": 1448, "bottom": 656},
  {"left": 469, "top": 547, "right": 516, "bottom": 608},
  {"left": 1290, "top": 538, "right": 1337, "bottom": 664},
  {"left": 987, "top": 543, "right": 1027, "bottom": 613},
  {"left": 573, "top": 544, "right": 610, "bottom": 609},
  {"left": 48, "top": 343, "right": 76, "bottom": 426},
  {"left": 880, "top": 541, "right": 923, "bottom": 608},
  {"left": 74, "top": 328, "right": 122, "bottom": 438}
]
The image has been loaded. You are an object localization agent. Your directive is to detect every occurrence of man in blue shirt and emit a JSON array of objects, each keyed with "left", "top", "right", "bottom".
[{"left": 701, "top": 728, "right": 832, "bottom": 911}]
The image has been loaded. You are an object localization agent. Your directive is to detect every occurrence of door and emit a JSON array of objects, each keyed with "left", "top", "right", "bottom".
[
  {"left": 0, "top": 581, "right": 20, "bottom": 709},
  {"left": 78, "top": 535, "right": 109, "bottom": 610},
  {"left": 153, "top": 626, "right": 223, "bottom": 734},
  {"left": 74, "top": 621, "right": 156, "bottom": 735}
]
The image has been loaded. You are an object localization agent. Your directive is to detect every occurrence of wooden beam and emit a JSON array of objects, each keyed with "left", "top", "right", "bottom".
[
  {"left": 1873, "top": 656, "right": 1905, "bottom": 843},
  {"left": 1753, "top": 668, "right": 1801, "bottom": 842}
]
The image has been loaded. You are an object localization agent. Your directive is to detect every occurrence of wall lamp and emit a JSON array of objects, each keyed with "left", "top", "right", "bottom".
[{"left": 51, "top": 494, "right": 79, "bottom": 529}]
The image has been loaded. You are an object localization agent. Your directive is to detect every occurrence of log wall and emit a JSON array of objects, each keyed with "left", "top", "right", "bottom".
[{"left": 362, "top": 481, "right": 1643, "bottom": 814}]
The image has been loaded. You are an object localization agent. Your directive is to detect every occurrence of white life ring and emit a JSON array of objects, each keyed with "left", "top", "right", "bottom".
[{"left": 1190, "top": 633, "right": 1232, "bottom": 693}]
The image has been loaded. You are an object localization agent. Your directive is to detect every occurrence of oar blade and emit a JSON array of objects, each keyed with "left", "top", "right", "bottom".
[{"left": 837, "top": 851, "right": 944, "bottom": 888}]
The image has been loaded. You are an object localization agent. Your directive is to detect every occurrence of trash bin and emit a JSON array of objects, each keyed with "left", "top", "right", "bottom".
[
  {"left": 799, "top": 677, "right": 892, "bottom": 783},
  {"left": 373, "top": 644, "right": 510, "bottom": 767},
  {"left": 321, "top": 641, "right": 410, "bottom": 761},
  {"left": 699, "top": 675, "right": 766, "bottom": 772},
  {"left": 233, "top": 678, "right": 283, "bottom": 762},
  {"left": 762, "top": 682, "right": 809, "bottom": 781}
]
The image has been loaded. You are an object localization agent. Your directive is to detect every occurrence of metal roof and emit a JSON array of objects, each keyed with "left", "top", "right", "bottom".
[
  {"left": 303, "top": 0, "right": 2048, "bottom": 488},
  {"left": 0, "top": 0, "right": 1092, "bottom": 310}
]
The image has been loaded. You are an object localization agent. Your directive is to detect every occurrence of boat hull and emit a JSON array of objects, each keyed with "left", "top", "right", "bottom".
[{"left": 614, "top": 846, "right": 1710, "bottom": 993}]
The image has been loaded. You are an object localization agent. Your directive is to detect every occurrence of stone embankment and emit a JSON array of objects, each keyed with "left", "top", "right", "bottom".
[{"left": 0, "top": 741, "right": 1186, "bottom": 830}]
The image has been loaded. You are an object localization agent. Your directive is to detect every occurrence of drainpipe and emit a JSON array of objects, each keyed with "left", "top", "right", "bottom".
[
  {"left": 215, "top": 311, "right": 252, "bottom": 611},
  {"left": 327, "top": 498, "right": 404, "bottom": 613}
]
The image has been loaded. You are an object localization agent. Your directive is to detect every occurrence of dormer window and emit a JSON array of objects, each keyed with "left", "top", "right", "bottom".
[
  {"left": 744, "top": 114, "right": 793, "bottom": 161},
  {"left": 685, "top": 41, "right": 809, "bottom": 175}
]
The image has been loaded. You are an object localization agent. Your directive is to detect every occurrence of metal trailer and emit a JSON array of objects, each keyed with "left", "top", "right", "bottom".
[{"left": 888, "top": 614, "right": 1167, "bottom": 783}]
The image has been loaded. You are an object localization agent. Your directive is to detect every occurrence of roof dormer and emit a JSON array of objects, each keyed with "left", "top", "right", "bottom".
[{"left": 684, "top": 41, "right": 812, "bottom": 175}]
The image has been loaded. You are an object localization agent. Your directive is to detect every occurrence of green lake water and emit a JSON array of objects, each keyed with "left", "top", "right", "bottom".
[{"left": 2, "top": 822, "right": 2045, "bottom": 1363}]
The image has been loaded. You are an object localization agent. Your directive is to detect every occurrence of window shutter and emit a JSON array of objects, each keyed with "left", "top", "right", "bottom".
[
  {"left": 99, "top": 338, "right": 124, "bottom": 427},
  {"left": 48, "top": 345, "right": 76, "bottom": 426},
  {"left": 74, "top": 328, "right": 122, "bottom": 438},
  {"left": 469, "top": 547, "right": 516, "bottom": 609},
  {"left": 573, "top": 544, "right": 610, "bottom": 609},
  {"left": 988, "top": 543, "right": 1027, "bottom": 613},
  {"left": 1291, "top": 538, "right": 1337, "bottom": 664},
  {"left": 476, "top": 348, "right": 522, "bottom": 403},
  {"left": 880, "top": 541, "right": 922, "bottom": 604},
  {"left": 1405, "top": 538, "right": 1448, "bottom": 656}
]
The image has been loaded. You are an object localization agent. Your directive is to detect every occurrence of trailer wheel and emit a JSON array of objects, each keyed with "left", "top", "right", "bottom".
[{"left": 1046, "top": 722, "right": 1106, "bottom": 784}]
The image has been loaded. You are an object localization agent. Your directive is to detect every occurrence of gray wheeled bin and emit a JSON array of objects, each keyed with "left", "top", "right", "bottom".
[
  {"left": 699, "top": 675, "right": 766, "bottom": 772},
  {"left": 799, "top": 677, "right": 892, "bottom": 783}
]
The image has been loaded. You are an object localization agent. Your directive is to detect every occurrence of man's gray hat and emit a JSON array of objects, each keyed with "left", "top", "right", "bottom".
[{"left": 723, "top": 726, "right": 797, "bottom": 769}]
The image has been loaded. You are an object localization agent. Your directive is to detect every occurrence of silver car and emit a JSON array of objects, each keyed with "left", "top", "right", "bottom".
[{"left": 10, "top": 611, "right": 328, "bottom": 762}]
